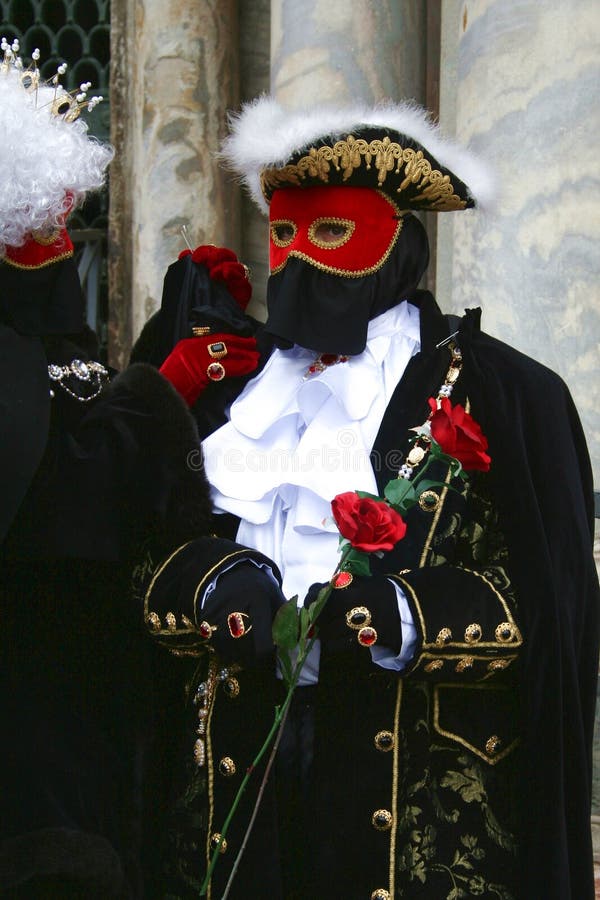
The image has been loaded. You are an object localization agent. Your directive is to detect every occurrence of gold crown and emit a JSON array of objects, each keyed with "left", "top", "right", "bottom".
[{"left": 0, "top": 37, "right": 104, "bottom": 122}]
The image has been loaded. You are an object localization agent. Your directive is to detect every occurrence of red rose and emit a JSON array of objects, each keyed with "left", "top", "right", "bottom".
[
  {"left": 331, "top": 492, "right": 407, "bottom": 553},
  {"left": 428, "top": 397, "right": 491, "bottom": 472}
]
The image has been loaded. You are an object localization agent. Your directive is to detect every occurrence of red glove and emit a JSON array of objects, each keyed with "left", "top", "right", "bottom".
[
  {"left": 178, "top": 245, "right": 252, "bottom": 309},
  {"left": 159, "top": 332, "right": 260, "bottom": 406}
]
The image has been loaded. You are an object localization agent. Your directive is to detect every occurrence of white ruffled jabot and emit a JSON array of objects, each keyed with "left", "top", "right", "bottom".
[{"left": 202, "top": 302, "right": 421, "bottom": 609}]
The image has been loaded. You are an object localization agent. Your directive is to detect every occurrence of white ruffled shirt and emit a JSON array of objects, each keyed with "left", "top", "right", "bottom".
[{"left": 202, "top": 302, "right": 421, "bottom": 682}]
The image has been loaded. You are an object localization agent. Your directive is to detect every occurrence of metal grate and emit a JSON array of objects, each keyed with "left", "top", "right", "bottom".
[{"left": 1, "top": 0, "right": 111, "bottom": 355}]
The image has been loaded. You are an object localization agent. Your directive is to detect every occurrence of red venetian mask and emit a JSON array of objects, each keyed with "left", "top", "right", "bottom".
[{"left": 269, "top": 186, "right": 403, "bottom": 277}]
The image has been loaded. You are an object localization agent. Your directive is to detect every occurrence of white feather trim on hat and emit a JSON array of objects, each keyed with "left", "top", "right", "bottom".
[{"left": 221, "top": 95, "right": 495, "bottom": 215}]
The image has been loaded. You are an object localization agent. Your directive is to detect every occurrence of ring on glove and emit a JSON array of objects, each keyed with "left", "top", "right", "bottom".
[
  {"left": 207, "top": 341, "right": 228, "bottom": 359},
  {"left": 357, "top": 625, "right": 378, "bottom": 647},
  {"left": 345, "top": 606, "right": 372, "bottom": 629},
  {"left": 207, "top": 362, "right": 226, "bottom": 381},
  {"left": 227, "top": 611, "right": 252, "bottom": 638}
]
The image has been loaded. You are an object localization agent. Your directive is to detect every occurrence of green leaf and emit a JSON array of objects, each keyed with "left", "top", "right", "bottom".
[
  {"left": 298, "top": 606, "right": 311, "bottom": 652},
  {"left": 278, "top": 648, "right": 293, "bottom": 685},
  {"left": 344, "top": 550, "right": 372, "bottom": 577},
  {"left": 415, "top": 478, "right": 449, "bottom": 493},
  {"left": 272, "top": 598, "right": 300, "bottom": 651},
  {"left": 384, "top": 478, "right": 417, "bottom": 509},
  {"left": 308, "top": 585, "right": 331, "bottom": 623},
  {"left": 355, "top": 489, "right": 383, "bottom": 501}
]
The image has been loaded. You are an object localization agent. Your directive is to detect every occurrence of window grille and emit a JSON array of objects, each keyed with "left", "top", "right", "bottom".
[{"left": 1, "top": 0, "right": 111, "bottom": 356}]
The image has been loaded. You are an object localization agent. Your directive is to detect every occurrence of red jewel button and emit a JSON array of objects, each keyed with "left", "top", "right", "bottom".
[
  {"left": 320, "top": 353, "right": 339, "bottom": 366},
  {"left": 332, "top": 571, "right": 353, "bottom": 589},
  {"left": 198, "top": 621, "right": 213, "bottom": 639},
  {"left": 357, "top": 626, "right": 377, "bottom": 647},
  {"left": 227, "top": 612, "right": 246, "bottom": 638}
]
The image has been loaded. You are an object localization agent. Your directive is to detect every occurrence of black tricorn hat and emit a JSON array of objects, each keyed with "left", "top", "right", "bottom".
[{"left": 221, "top": 97, "right": 494, "bottom": 214}]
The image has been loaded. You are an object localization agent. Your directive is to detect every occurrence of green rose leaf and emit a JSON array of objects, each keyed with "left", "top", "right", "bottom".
[
  {"left": 278, "top": 648, "right": 293, "bottom": 685},
  {"left": 384, "top": 478, "right": 417, "bottom": 510},
  {"left": 272, "top": 597, "right": 300, "bottom": 651},
  {"left": 308, "top": 584, "right": 331, "bottom": 623},
  {"left": 343, "top": 549, "right": 372, "bottom": 577}
]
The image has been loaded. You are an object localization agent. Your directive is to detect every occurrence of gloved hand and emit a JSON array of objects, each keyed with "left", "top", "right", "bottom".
[
  {"left": 178, "top": 244, "right": 252, "bottom": 308},
  {"left": 202, "top": 562, "right": 285, "bottom": 664},
  {"left": 304, "top": 574, "right": 402, "bottom": 655},
  {"left": 159, "top": 331, "right": 260, "bottom": 406}
]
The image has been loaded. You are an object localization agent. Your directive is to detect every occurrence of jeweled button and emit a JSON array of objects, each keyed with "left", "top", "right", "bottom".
[
  {"left": 372, "top": 809, "right": 393, "bottom": 831},
  {"left": 418, "top": 489, "right": 440, "bottom": 512},
  {"left": 487, "top": 659, "right": 510, "bottom": 672},
  {"left": 198, "top": 620, "right": 213, "bottom": 639},
  {"left": 349, "top": 609, "right": 369, "bottom": 627},
  {"left": 357, "top": 626, "right": 377, "bottom": 647},
  {"left": 219, "top": 756, "right": 236, "bottom": 777},
  {"left": 223, "top": 677, "right": 240, "bottom": 698},
  {"left": 485, "top": 735, "right": 502, "bottom": 757},
  {"left": 210, "top": 833, "right": 227, "bottom": 853},
  {"left": 71, "top": 359, "right": 90, "bottom": 380},
  {"left": 455, "top": 656, "right": 474, "bottom": 673},
  {"left": 371, "top": 889, "right": 391, "bottom": 900},
  {"left": 407, "top": 445, "right": 425, "bottom": 466},
  {"left": 332, "top": 571, "right": 353, "bottom": 589},
  {"left": 424, "top": 659, "right": 444, "bottom": 672},
  {"left": 465, "top": 623, "right": 482, "bottom": 643},
  {"left": 146, "top": 612, "right": 161, "bottom": 632},
  {"left": 435, "top": 627, "right": 452, "bottom": 645},
  {"left": 374, "top": 730, "right": 394, "bottom": 752},
  {"left": 495, "top": 622, "right": 515, "bottom": 642}
]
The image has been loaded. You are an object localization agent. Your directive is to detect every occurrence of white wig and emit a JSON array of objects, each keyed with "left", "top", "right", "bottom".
[{"left": 0, "top": 65, "right": 114, "bottom": 255}]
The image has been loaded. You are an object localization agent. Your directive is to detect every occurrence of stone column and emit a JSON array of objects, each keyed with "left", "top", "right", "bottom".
[
  {"left": 271, "top": 1, "right": 426, "bottom": 106},
  {"left": 109, "top": 0, "right": 239, "bottom": 369},
  {"left": 238, "top": 0, "right": 271, "bottom": 321},
  {"left": 437, "top": 0, "right": 599, "bottom": 483}
]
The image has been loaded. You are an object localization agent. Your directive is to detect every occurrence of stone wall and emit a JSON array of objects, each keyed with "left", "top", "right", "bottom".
[
  {"left": 109, "top": 0, "right": 240, "bottom": 369},
  {"left": 437, "top": 0, "right": 599, "bottom": 485}
]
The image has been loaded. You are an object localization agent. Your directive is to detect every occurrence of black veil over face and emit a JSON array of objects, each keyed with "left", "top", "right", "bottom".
[{"left": 264, "top": 214, "right": 430, "bottom": 355}]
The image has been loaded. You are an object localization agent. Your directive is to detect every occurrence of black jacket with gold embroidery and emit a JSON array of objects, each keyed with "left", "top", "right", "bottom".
[{"left": 142, "top": 290, "right": 598, "bottom": 900}]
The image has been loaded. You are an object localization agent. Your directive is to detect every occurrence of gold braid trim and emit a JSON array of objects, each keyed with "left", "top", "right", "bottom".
[
  {"left": 389, "top": 679, "right": 403, "bottom": 899},
  {"left": 260, "top": 135, "right": 468, "bottom": 211},
  {"left": 204, "top": 656, "right": 219, "bottom": 900},
  {"left": 2, "top": 248, "right": 74, "bottom": 269}
]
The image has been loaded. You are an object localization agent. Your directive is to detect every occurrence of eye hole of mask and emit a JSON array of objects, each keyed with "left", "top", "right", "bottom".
[
  {"left": 271, "top": 220, "right": 297, "bottom": 247},
  {"left": 309, "top": 218, "right": 355, "bottom": 248}
]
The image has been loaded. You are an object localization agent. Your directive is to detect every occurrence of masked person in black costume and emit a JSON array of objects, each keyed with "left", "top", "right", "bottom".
[
  {"left": 0, "top": 43, "right": 221, "bottom": 898},
  {"left": 138, "top": 98, "right": 599, "bottom": 900}
]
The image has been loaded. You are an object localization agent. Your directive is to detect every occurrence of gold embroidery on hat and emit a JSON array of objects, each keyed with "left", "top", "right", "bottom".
[{"left": 261, "top": 135, "right": 468, "bottom": 211}]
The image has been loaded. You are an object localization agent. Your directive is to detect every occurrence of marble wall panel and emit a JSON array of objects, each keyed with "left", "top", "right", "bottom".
[
  {"left": 438, "top": 0, "right": 599, "bottom": 482},
  {"left": 271, "top": 0, "right": 426, "bottom": 106}
]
